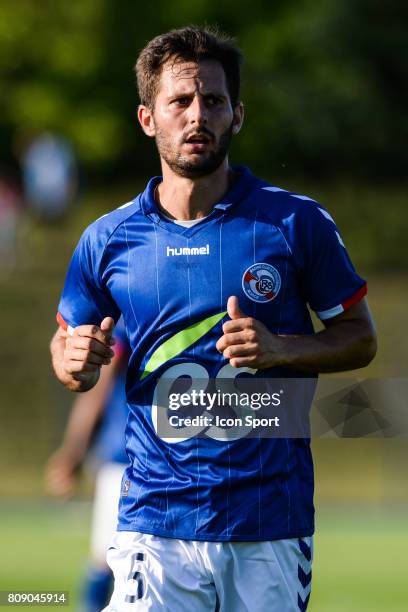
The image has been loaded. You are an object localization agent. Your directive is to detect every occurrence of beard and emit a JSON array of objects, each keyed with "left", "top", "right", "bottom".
[{"left": 154, "top": 122, "right": 233, "bottom": 179}]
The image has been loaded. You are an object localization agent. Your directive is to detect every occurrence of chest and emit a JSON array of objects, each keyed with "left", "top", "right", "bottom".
[{"left": 103, "top": 215, "right": 299, "bottom": 332}]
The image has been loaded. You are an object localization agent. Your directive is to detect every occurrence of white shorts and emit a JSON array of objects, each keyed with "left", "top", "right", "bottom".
[
  {"left": 102, "top": 531, "right": 313, "bottom": 612},
  {"left": 89, "top": 463, "right": 127, "bottom": 564}
]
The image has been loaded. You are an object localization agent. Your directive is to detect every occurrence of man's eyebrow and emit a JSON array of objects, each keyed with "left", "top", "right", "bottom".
[
  {"left": 164, "top": 78, "right": 229, "bottom": 101},
  {"left": 167, "top": 90, "right": 227, "bottom": 99},
  {"left": 166, "top": 91, "right": 195, "bottom": 101},
  {"left": 203, "top": 91, "right": 227, "bottom": 98}
]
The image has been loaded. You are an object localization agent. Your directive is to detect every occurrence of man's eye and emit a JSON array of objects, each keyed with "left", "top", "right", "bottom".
[
  {"left": 174, "top": 98, "right": 189, "bottom": 106},
  {"left": 206, "top": 96, "right": 222, "bottom": 105}
]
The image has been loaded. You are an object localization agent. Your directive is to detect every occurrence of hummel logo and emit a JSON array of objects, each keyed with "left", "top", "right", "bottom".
[{"left": 166, "top": 245, "right": 210, "bottom": 256}]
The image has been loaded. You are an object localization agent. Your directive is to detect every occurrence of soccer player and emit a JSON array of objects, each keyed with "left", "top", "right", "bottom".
[
  {"left": 50, "top": 26, "right": 377, "bottom": 611},
  {"left": 46, "top": 319, "right": 129, "bottom": 611}
]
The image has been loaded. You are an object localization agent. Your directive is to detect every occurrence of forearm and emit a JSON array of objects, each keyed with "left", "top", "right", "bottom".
[
  {"left": 50, "top": 331, "right": 100, "bottom": 392},
  {"left": 275, "top": 320, "right": 377, "bottom": 373},
  {"left": 218, "top": 293, "right": 377, "bottom": 373}
]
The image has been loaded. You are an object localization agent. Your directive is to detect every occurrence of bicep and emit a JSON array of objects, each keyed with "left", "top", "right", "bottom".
[{"left": 296, "top": 203, "right": 367, "bottom": 320}]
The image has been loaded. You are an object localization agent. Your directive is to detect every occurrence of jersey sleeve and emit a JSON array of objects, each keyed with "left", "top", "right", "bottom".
[
  {"left": 296, "top": 203, "right": 367, "bottom": 320},
  {"left": 57, "top": 226, "right": 120, "bottom": 331}
]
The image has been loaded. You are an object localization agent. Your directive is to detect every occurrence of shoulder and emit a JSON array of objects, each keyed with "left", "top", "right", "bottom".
[
  {"left": 247, "top": 177, "right": 340, "bottom": 260},
  {"left": 74, "top": 195, "right": 145, "bottom": 264},
  {"left": 249, "top": 177, "right": 329, "bottom": 224},
  {"left": 83, "top": 195, "right": 144, "bottom": 245},
  {"left": 69, "top": 195, "right": 144, "bottom": 273},
  {"left": 249, "top": 177, "right": 339, "bottom": 242}
]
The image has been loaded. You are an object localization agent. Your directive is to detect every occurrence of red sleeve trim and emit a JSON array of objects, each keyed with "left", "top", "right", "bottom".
[
  {"left": 342, "top": 283, "right": 368, "bottom": 311},
  {"left": 56, "top": 312, "right": 68, "bottom": 330}
]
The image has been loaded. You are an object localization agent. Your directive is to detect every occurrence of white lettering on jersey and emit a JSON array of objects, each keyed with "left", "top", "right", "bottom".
[{"left": 166, "top": 245, "right": 210, "bottom": 257}]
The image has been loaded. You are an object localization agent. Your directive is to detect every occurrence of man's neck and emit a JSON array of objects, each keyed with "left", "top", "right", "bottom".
[{"left": 155, "top": 159, "right": 233, "bottom": 221}]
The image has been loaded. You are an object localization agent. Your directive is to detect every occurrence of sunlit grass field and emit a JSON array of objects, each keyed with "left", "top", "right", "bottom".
[{"left": 0, "top": 501, "right": 407, "bottom": 611}]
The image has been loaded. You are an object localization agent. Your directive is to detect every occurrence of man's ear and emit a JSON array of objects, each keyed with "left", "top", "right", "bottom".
[
  {"left": 137, "top": 104, "right": 156, "bottom": 137},
  {"left": 231, "top": 101, "right": 244, "bottom": 135}
]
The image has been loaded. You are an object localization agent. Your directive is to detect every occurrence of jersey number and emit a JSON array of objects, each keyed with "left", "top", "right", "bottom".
[{"left": 152, "top": 362, "right": 257, "bottom": 443}]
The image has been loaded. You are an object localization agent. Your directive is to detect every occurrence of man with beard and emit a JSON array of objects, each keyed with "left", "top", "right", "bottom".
[{"left": 51, "top": 26, "right": 376, "bottom": 611}]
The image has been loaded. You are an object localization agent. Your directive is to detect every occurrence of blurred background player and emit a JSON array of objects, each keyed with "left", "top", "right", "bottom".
[
  {"left": 21, "top": 132, "right": 78, "bottom": 220},
  {"left": 45, "top": 318, "right": 129, "bottom": 612},
  {"left": 0, "top": 166, "right": 22, "bottom": 278}
]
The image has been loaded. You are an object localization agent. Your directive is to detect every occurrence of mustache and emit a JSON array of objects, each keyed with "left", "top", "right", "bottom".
[{"left": 183, "top": 127, "right": 215, "bottom": 143}]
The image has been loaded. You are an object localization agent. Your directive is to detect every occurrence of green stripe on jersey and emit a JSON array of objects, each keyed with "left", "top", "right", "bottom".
[{"left": 140, "top": 310, "right": 226, "bottom": 379}]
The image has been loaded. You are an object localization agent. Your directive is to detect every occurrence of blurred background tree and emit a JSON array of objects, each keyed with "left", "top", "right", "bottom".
[{"left": 1, "top": 0, "right": 407, "bottom": 180}]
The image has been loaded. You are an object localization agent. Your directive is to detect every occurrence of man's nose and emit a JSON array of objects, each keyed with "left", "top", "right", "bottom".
[{"left": 188, "top": 95, "right": 207, "bottom": 124}]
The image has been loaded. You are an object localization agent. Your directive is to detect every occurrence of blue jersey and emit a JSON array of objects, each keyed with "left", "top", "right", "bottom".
[
  {"left": 57, "top": 166, "right": 366, "bottom": 541},
  {"left": 91, "top": 318, "right": 129, "bottom": 466}
]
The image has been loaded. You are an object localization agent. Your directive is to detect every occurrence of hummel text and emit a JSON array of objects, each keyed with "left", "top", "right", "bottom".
[{"left": 166, "top": 245, "right": 210, "bottom": 257}]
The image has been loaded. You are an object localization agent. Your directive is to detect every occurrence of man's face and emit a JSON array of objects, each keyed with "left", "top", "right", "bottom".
[{"left": 139, "top": 59, "right": 243, "bottom": 178}]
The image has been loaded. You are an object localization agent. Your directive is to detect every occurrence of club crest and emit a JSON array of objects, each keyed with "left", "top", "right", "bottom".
[{"left": 242, "top": 263, "right": 281, "bottom": 303}]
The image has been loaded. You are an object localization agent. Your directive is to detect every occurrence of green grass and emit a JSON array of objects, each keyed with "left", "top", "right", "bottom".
[
  {"left": 0, "top": 502, "right": 90, "bottom": 611},
  {"left": 312, "top": 506, "right": 408, "bottom": 611},
  {"left": 0, "top": 502, "right": 407, "bottom": 611}
]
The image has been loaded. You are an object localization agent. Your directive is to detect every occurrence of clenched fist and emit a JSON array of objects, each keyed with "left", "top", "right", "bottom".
[
  {"left": 216, "top": 297, "right": 285, "bottom": 369},
  {"left": 51, "top": 316, "right": 116, "bottom": 391},
  {"left": 63, "top": 317, "right": 116, "bottom": 381}
]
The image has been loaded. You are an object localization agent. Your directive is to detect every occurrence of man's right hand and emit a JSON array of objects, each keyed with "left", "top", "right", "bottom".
[
  {"left": 63, "top": 317, "right": 115, "bottom": 383},
  {"left": 51, "top": 317, "right": 116, "bottom": 391}
]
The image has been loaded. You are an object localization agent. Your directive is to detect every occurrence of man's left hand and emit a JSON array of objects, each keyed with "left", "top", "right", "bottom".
[{"left": 216, "top": 296, "right": 284, "bottom": 369}]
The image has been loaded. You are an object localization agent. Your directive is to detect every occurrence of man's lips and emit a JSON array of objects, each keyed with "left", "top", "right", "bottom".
[
  {"left": 184, "top": 132, "right": 213, "bottom": 144},
  {"left": 183, "top": 133, "right": 213, "bottom": 154},
  {"left": 185, "top": 141, "right": 210, "bottom": 150},
  {"left": 184, "top": 137, "right": 212, "bottom": 153}
]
